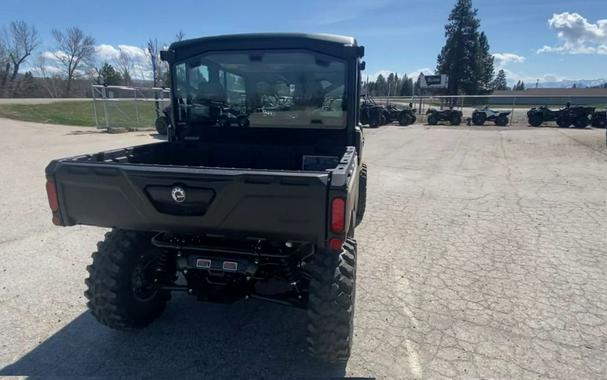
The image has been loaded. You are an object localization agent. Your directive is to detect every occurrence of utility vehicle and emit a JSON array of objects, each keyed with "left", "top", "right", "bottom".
[
  {"left": 360, "top": 96, "right": 386, "bottom": 127},
  {"left": 591, "top": 109, "right": 606, "bottom": 128},
  {"left": 527, "top": 104, "right": 595, "bottom": 128},
  {"left": 471, "top": 107, "right": 510, "bottom": 126},
  {"left": 45, "top": 33, "right": 367, "bottom": 363},
  {"left": 426, "top": 108, "right": 462, "bottom": 126},
  {"left": 385, "top": 103, "right": 417, "bottom": 126}
]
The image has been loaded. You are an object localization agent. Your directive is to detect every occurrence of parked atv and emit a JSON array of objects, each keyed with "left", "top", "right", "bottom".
[
  {"left": 591, "top": 109, "right": 606, "bottom": 128},
  {"left": 360, "top": 97, "right": 387, "bottom": 128},
  {"left": 385, "top": 103, "right": 417, "bottom": 126},
  {"left": 426, "top": 108, "right": 462, "bottom": 126},
  {"left": 472, "top": 107, "right": 510, "bottom": 126},
  {"left": 527, "top": 104, "right": 595, "bottom": 128}
]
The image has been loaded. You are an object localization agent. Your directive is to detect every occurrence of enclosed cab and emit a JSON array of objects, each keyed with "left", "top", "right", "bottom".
[{"left": 45, "top": 33, "right": 367, "bottom": 363}]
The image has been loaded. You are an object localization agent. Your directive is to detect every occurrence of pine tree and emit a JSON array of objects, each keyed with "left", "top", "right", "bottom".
[
  {"left": 477, "top": 32, "right": 494, "bottom": 93},
  {"left": 94, "top": 62, "right": 123, "bottom": 86},
  {"left": 399, "top": 75, "right": 413, "bottom": 96},
  {"left": 436, "top": 0, "right": 494, "bottom": 94},
  {"left": 375, "top": 74, "right": 387, "bottom": 96},
  {"left": 491, "top": 69, "right": 508, "bottom": 91}
]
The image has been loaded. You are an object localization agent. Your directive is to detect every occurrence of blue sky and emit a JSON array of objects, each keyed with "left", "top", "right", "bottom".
[{"left": 1, "top": 0, "right": 605, "bottom": 84}]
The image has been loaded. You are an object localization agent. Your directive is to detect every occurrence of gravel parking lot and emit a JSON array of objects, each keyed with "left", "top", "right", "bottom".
[{"left": 0, "top": 119, "right": 606, "bottom": 379}]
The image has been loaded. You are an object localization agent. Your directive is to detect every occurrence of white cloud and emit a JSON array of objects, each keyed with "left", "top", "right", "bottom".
[
  {"left": 537, "top": 12, "right": 607, "bottom": 55},
  {"left": 499, "top": 67, "right": 570, "bottom": 85},
  {"left": 95, "top": 44, "right": 121, "bottom": 60},
  {"left": 492, "top": 53, "right": 525, "bottom": 66},
  {"left": 40, "top": 50, "right": 68, "bottom": 62},
  {"left": 94, "top": 43, "right": 152, "bottom": 79},
  {"left": 36, "top": 43, "right": 153, "bottom": 80},
  {"left": 117, "top": 44, "right": 148, "bottom": 60},
  {"left": 408, "top": 67, "right": 433, "bottom": 79}
]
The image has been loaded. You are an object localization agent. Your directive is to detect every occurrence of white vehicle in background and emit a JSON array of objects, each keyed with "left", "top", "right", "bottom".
[{"left": 472, "top": 107, "right": 510, "bottom": 126}]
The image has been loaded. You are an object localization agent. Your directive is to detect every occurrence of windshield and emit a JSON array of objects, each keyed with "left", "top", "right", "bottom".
[{"left": 173, "top": 50, "right": 347, "bottom": 129}]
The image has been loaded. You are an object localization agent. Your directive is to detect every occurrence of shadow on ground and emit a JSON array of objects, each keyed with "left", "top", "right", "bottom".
[{"left": 0, "top": 294, "right": 345, "bottom": 378}]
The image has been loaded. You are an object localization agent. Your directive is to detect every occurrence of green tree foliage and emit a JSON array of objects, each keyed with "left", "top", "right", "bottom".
[
  {"left": 436, "top": 0, "right": 494, "bottom": 94},
  {"left": 477, "top": 32, "right": 494, "bottom": 92},
  {"left": 513, "top": 80, "right": 526, "bottom": 91},
  {"left": 491, "top": 69, "right": 509, "bottom": 91},
  {"left": 363, "top": 73, "right": 414, "bottom": 96},
  {"left": 94, "top": 62, "right": 123, "bottom": 85}
]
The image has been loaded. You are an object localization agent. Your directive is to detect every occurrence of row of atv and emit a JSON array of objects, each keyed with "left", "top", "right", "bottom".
[
  {"left": 425, "top": 107, "right": 510, "bottom": 126},
  {"left": 360, "top": 98, "right": 417, "bottom": 127},
  {"left": 527, "top": 104, "right": 606, "bottom": 128}
]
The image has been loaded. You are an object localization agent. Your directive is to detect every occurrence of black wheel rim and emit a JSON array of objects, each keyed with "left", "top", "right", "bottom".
[{"left": 131, "top": 258, "right": 159, "bottom": 302}]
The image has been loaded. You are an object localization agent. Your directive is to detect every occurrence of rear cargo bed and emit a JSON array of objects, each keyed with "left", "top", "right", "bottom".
[
  {"left": 73, "top": 141, "right": 344, "bottom": 172},
  {"left": 46, "top": 142, "right": 342, "bottom": 244}
]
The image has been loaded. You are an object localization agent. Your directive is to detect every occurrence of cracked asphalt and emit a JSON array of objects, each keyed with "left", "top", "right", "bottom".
[{"left": 0, "top": 119, "right": 606, "bottom": 379}]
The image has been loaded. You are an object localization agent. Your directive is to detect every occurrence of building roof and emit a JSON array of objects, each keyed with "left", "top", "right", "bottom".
[{"left": 493, "top": 88, "right": 607, "bottom": 96}]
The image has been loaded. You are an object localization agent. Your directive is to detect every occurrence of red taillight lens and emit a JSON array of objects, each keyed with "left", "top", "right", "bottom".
[
  {"left": 328, "top": 238, "right": 344, "bottom": 251},
  {"left": 46, "top": 180, "right": 59, "bottom": 211},
  {"left": 330, "top": 197, "right": 346, "bottom": 233}
]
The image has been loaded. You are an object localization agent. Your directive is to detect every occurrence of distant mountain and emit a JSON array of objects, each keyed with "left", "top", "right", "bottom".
[{"left": 536, "top": 79, "right": 607, "bottom": 89}]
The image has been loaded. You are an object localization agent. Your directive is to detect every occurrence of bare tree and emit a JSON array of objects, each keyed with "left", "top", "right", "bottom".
[
  {"left": 52, "top": 27, "right": 95, "bottom": 96},
  {"left": 7, "top": 21, "right": 40, "bottom": 82},
  {"left": 175, "top": 30, "right": 185, "bottom": 41},
  {"left": 35, "top": 55, "right": 62, "bottom": 98},
  {"left": 113, "top": 47, "right": 134, "bottom": 85},
  {"left": 0, "top": 36, "right": 9, "bottom": 89},
  {"left": 147, "top": 38, "right": 162, "bottom": 115},
  {"left": 147, "top": 38, "right": 160, "bottom": 86}
]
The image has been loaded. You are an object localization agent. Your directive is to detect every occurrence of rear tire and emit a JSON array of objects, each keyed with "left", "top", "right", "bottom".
[
  {"left": 356, "top": 164, "right": 367, "bottom": 226},
  {"left": 427, "top": 113, "right": 439, "bottom": 125},
  {"left": 450, "top": 114, "right": 462, "bottom": 126},
  {"left": 85, "top": 229, "right": 170, "bottom": 330},
  {"left": 155, "top": 116, "right": 169, "bottom": 135},
  {"left": 307, "top": 239, "right": 357, "bottom": 363},
  {"left": 495, "top": 115, "right": 509, "bottom": 127},
  {"left": 573, "top": 116, "right": 589, "bottom": 129},
  {"left": 528, "top": 113, "right": 543, "bottom": 127},
  {"left": 398, "top": 112, "right": 411, "bottom": 126},
  {"left": 472, "top": 112, "right": 486, "bottom": 126}
]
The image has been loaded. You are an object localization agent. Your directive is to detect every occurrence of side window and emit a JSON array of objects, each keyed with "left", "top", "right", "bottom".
[
  {"left": 189, "top": 64, "right": 208, "bottom": 88},
  {"left": 226, "top": 72, "right": 245, "bottom": 105},
  {"left": 175, "top": 63, "right": 186, "bottom": 95}
]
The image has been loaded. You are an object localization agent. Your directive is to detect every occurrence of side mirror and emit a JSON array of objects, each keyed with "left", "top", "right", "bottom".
[
  {"left": 357, "top": 46, "right": 365, "bottom": 58},
  {"left": 160, "top": 50, "right": 173, "bottom": 62},
  {"left": 360, "top": 61, "right": 366, "bottom": 71}
]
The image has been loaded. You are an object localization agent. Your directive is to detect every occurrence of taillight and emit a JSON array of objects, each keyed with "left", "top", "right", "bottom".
[
  {"left": 330, "top": 197, "right": 346, "bottom": 233},
  {"left": 46, "top": 180, "right": 62, "bottom": 226},
  {"left": 328, "top": 238, "right": 343, "bottom": 251},
  {"left": 46, "top": 180, "right": 59, "bottom": 211}
]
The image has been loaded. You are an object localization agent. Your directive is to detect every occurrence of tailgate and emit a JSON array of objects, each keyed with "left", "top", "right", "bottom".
[{"left": 48, "top": 162, "right": 329, "bottom": 243}]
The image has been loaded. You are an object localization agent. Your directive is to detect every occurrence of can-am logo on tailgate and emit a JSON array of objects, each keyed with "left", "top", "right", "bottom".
[{"left": 171, "top": 186, "right": 186, "bottom": 203}]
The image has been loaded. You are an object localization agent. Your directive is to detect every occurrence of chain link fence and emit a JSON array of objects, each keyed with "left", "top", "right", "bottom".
[{"left": 92, "top": 85, "right": 170, "bottom": 131}]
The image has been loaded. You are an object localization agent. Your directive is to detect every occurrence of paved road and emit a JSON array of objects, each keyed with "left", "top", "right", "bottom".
[{"left": 0, "top": 119, "right": 606, "bottom": 379}]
